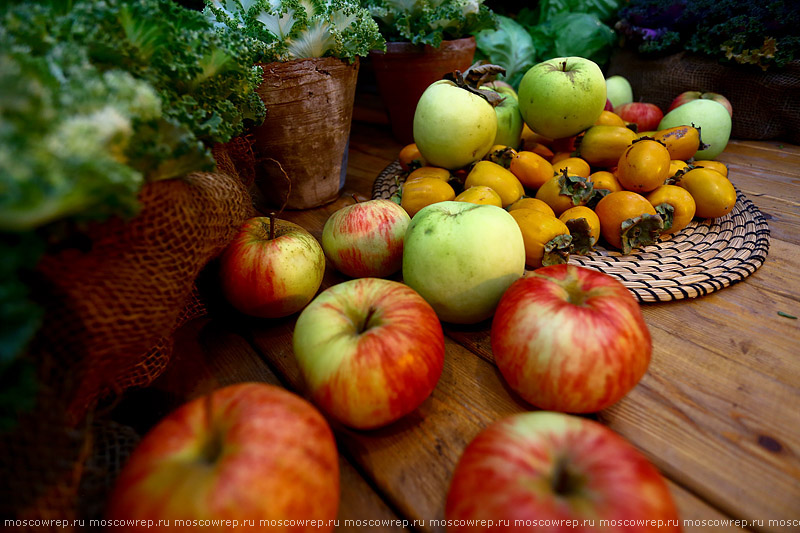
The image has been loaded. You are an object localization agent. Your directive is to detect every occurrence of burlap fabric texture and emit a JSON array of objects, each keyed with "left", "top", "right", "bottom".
[
  {"left": 0, "top": 150, "right": 252, "bottom": 530},
  {"left": 607, "top": 47, "right": 800, "bottom": 144}
]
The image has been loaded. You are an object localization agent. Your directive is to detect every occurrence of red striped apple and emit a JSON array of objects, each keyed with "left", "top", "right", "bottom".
[
  {"left": 668, "top": 90, "right": 733, "bottom": 117},
  {"left": 321, "top": 198, "right": 410, "bottom": 278},
  {"left": 615, "top": 102, "right": 664, "bottom": 133},
  {"left": 293, "top": 277, "right": 444, "bottom": 429},
  {"left": 491, "top": 264, "right": 651, "bottom": 413},
  {"left": 107, "top": 383, "right": 339, "bottom": 531},
  {"left": 219, "top": 216, "right": 325, "bottom": 318},
  {"left": 446, "top": 411, "right": 681, "bottom": 532}
]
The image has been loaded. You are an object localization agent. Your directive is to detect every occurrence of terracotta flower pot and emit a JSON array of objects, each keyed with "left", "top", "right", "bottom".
[
  {"left": 370, "top": 37, "right": 477, "bottom": 145},
  {"left": 251, "top": 57, "right": 360, "bottom": 210}
]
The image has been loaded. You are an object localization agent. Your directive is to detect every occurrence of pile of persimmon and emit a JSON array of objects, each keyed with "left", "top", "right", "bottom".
[{"left": 394, "top": 109, "right": 737, "bottom": 269}]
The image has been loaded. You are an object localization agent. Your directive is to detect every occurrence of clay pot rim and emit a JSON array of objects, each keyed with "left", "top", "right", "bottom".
[
  {"left": 369, "top": 36, "right": 476, "bottom": 56},
  {"left": 257, "top": 56, "right": 360, "bottom": 71}
]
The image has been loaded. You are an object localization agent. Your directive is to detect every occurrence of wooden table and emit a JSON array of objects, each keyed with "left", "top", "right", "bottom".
[{"left": 125, "top": 114, "right": 800, "bottom": 532}]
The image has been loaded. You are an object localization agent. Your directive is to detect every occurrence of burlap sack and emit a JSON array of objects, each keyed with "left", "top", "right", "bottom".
[
  {"left": 217, "top": 135, "right": 258, "bottom": 190},
  {"left": 607, "top": 47, "right": 800, "bottom": 144},
  {"left": 0, "top": 166, "right": 252, "bottom": 530}
]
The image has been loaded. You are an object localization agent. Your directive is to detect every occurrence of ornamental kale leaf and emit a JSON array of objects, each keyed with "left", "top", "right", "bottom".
[
  {"left": 0, "top": 0, "right": 268, "bottom": 428},
  {"left": 615, "top": 0, "right": 800, "bottom": 70},
  {"left": 361, "top": 0, "right": 497, "bottom": 47},
  {"left": 205, "top": 0, "right": 385, "bottom": 63}
]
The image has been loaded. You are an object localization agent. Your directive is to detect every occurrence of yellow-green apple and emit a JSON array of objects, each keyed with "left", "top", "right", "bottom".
[
  {"left": 293, "top": 278, "right": 444, "bottom": 430},
  {"left": 668, "top": 90, "right": 733, "bottom": 117},
  {"left": 413, "top": 79, "right": 497, "bottom": 170},
  {"left": 321, "top": 198, "right": 410, "bottom": 278},
  {"left": 518, "top": 57, "right": 607, "bottom": 139},
  {"left": 106, "top": 383, "right": 339, "bottom": 531},
  {"left": 658, "top": 99, "right": 732, "bottom": 159},
  {"left": 481, "top": 86, "right": 524, "bottom": 149},
  {"left": 219, "top": 216, "right": 325, "bottom": 318},
  {"left": 402, "top": 201, "right": 525, "bottom": 324},
  {"left": 615, "top": 102, "right": 664, "bottom": 132},
  {"left": 605, "top": 75, "right": 634, "bottom": 110},
  {"left": 491, "top": 264, "right": 651, "bottom": 413},
  {"left": 445, "top": 411, "right": 681, "bottom": 532}
]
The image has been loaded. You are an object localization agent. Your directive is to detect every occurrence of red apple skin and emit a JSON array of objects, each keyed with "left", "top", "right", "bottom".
[
  {"left": 322, "top": 199, "right": 410, "bottom": 278},
  {"left": 615, "top": 102, "right": 664, "bottom": 133},
  {"left": 604, "top": 98, "right": 614, "bottom": 111},
  {"left": 491, "top": 264, "right": 651, "bottom": 413},
  {"left": 668, "top": 90, "right": 733, "bottom": 117},
  {"left": 667, "top": 90, "right": 702, "bottom": 113},
  {"left": 293, "top": 278, "right": 444, "bottom": 429},
  {"left": 446, "top": 411, "right": 681, "bottom": 532},
  {"left": 220, "top": 217, "right": 325, "bottom": 318},
  {"left": 107, "top": 383, "right": 339, "bottom": 531}
]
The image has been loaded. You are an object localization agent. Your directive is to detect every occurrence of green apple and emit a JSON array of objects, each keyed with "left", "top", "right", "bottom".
[
  {"left": 605, "top": 75, "right": 634, "bottom": 110},
  {"left": 481, "top": 87, "right": 523, "bottom": 149},
  {"left": 413, "top": 80, "right": 498, "bottom": 170},
  {"left": 658, "top": 99, "right": 732, "bottom": 159},
  {"left": 517, "top": 57, "right": 606, "bottom": 140},
  {"left": 402, "top": 201, "right": 525, "bottom": 324}
]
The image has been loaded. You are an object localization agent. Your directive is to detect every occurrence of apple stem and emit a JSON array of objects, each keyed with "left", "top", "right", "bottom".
[
  {"left": 352, "top": 194, "right": 361, "bottom": 204},
  {"left": 269, "top": 212, "right": 276, "bottom": 240},
  {"left": 560, "top": 60, "right": 568, "bottom": 72},
  {"left": 201, "top": 392, "right": 223, "bottom": 464},
  {"left": 551, "top": 456, "right": 578, "bottom": 496},
  {"left": 358, "top": 306, "right": 377, "bottom": 334},
  {"left": 201, "top": 428, "right": 225, "bottom": 465}
]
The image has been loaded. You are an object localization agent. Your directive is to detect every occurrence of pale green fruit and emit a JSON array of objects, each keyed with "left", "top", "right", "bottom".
[
  {"left": 413, "top": 80, "right": 497, "bottom": 170},
  {"left": 658, "top": 99, "right": 732, "bottom": 159},
  {"left": 518, "top": 57, "right": 606, "bottom": 139},
  {"left": 481, "top": 87, "right": 523, "bottom": 149},
  {"left": 605, "top": 75, "right": 633, "bottom": 110},
  {"left": 402, "top": 201, "right": 525, "bottom": 324}
]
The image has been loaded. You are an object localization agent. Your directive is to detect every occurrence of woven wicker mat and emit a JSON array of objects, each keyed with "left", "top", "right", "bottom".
[{"left": 372, "top": 160, "right": 771, "bottom": 303}]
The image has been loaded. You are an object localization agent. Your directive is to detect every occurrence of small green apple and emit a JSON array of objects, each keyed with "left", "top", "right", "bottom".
[
  {"left": 413, "top": 80, "right": 498, "bottom": 170},
  {"left": 658, "top": 99, "right": 732, "bottom": 159},
  {"left": 605, "top": 75, "right": 634, "bottom": 110},
  {"left": 402, "top": 201, "right": 525, "bottom": 324},
  {"left": 518, "top": 57, "right": 606, "bottom": 140},
  {"left": 480, "top": 87, "right": 523, "bottom": 149}
]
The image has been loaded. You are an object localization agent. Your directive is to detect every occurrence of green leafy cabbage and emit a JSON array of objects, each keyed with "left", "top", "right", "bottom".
[
  {"left": 528, "top": 12, "right": 616, "bottom": 67},
  {"left": 205, "top": 0, "right": 385, "bottom": 63},
  {"left": 474, "top": 15, "right": 536, "bottom": 89},
  {"left": 362, "top": 0, "right": 497, "bottom": 47}
]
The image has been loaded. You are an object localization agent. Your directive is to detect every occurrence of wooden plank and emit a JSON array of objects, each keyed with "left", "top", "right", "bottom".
[
  {"left": 134, "top": 318, "right": 410, "bottom": 533},
  {"left": 599, "top": 318, "right": 800, "bottom": 530},
  {"left": 445, "top": 286, "right": 800, "bottom": 530},
  {"left": 667, "top": 481, "right": 754, "bottom": 532},
  {"left": 721, "top": 140, "right": 800, "bottom": 170},
  {"left": 744, "top": 238, "right": 800, "bottom": 302},
  {"left": 247, "top": 321, "right": 526, "bottom": 532},
  {"left": 244, "top": 316, "right": 756, "bottom": 532}
]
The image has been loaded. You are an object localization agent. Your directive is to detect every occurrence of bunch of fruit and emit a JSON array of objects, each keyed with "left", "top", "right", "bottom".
[
  {"left": 106, "top": 60, "right": 729, "bottom": 531},
  {"left": 395, "top": 67, "right": 736, "bottom": 262}
]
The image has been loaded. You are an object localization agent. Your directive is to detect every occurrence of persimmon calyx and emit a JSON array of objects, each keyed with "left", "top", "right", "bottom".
[
  {"left": 654, "top": 202, "right": 675, "bottom": 232},
  {"left": 563, "top": 217, "right": 594, "bottom": 255},
  {"left": 557, "top": 170, "right": 595, "bottom": 206},
  {"left": 620, "top": 213, "right": 663, "bottom": 255},
  {"left": 543, "top": 234, "right": 572, "bottom": 266}
]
